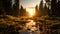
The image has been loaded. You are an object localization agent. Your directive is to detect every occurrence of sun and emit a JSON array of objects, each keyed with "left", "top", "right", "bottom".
[{"left": 26, "top": 8, "right": 35, "bottom": 17}]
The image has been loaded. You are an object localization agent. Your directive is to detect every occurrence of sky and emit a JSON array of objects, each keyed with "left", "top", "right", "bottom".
[{"left": 20, "top": 0, "right": 41, "bottom": 8}]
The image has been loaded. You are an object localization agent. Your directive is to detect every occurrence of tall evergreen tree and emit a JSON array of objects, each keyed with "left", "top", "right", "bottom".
[
  {"left": 20, "top": 5, "right": 27, "bottom": 17},
  {"left": 56, "top": 1, "right": 60, "bottom": 17},
  {"left": 43, "top": 4, "right": 48, "bottom": 16},
  {"left": 3, "top": 0, "right": 12, "bottom": 15},
  {"left": 35, "top": 5, "right": 39, "bottom": 17},
  {"left": 51, "top": 0, "right": 57, "bottom": 17},
  {"left": 13, "top": 0, "right": 19, "bottom": 17},
  {"left": 39, "top": 0, "right": 43, "bottom": 16}
]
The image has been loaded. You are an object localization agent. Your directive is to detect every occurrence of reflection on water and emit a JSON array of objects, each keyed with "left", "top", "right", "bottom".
[
  {"left": 25, "top": 20, "right": 38, "bottom": 31},
  {"left": 26, "top": 20, "right": 36, "bottom": 26}
]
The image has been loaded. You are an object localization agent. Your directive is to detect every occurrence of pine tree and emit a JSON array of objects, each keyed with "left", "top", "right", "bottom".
[
  {"left": 35, "top": 5, "right": 39, "bottom": 17},
  {"left": 39, "top": 0, "right": 43, "bottom": 16},
  {"left": 13, "top": 0, "right": 19, "bottom": 17},
  {"left": 43, "top": 4, "right": 48, "bottom": 16},
  {"left": 51, "top": 0, "right": 57, "bottom": 17},
  {"left": 20, "top": 5, "right": 27, "bottom": 17}
]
